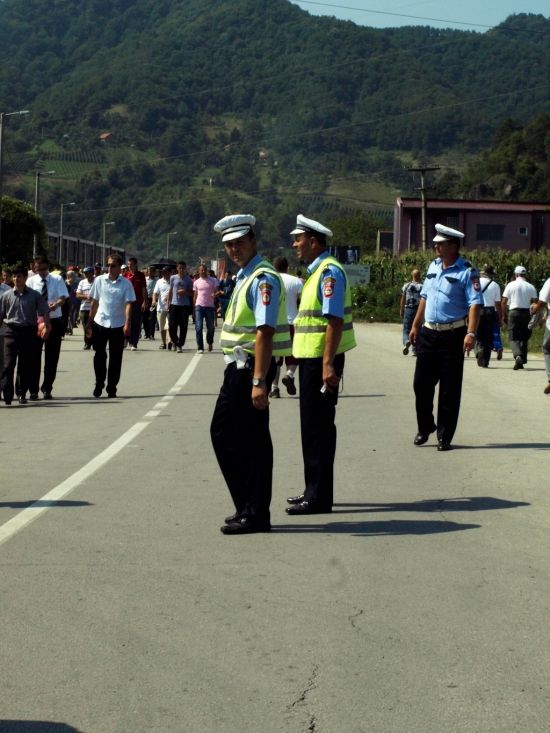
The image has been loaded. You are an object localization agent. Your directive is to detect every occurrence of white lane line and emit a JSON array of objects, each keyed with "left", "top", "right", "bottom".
[{"left": 0, "top": 354, "right": 203, "bottom": 548}]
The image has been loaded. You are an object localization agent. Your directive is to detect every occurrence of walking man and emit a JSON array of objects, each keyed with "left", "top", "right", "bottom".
[
  {"left": 168, "top": 261, "right": 193, "bottom": 352},
  {"left": 529, "top": 276, "right": 550, "bottom": 394},
  {"left": 409, "top": 224, "right": 482, "bottom": 451},
  {"left": 210, "top": 214, "right": 290, "bottom": 534},
  {"left": 400, "top": 269, "right": 422, "bottom": 355},
  {"left": 193, "top": 264, "right": 219, "bottom": 353},
  {"left": 0, "top": 265, "right": 51, "bottom": 405},
  {"left": 86, "top": 254, "right": 135, "bottom": 398},
  {"left": 286, "top": 214, "right": 356, "bottom": 515},
  {"left": 269, "top": 255, "right": 302, "bottom": 398},
  {"left": 76, "top": 266, "right": 95, "bottom": 350},
  {"left": 501, "top": 265, "right": 538, "bottom": 370},
  {"left": 124, "top": 257, "right": 148, "bottom": 350},
  {"left": 26, "top": 255, "right": 68, "bottom": 400},
  {"left": 475, "top": 265, "right": 502, "bottom": 368}
]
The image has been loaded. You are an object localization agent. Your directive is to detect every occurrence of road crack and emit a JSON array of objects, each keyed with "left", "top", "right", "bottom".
[{"left": 287, "top": 664, "right": 319, "bottom": 709}]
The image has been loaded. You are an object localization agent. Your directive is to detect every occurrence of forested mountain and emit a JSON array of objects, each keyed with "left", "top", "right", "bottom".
[{"left": 0, "top": 0, "right": 548, "bottom": 262}]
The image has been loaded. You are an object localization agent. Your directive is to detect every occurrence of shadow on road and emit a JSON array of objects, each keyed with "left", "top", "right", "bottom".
[
  {"left": 465, "top": 442, "right": 550, "bottom": 450},
  {"left": 0, "top": 723, "right": 83, "bottom": 733},
  {"left": 333, "top": 497, "right": 529, "bottom": 513},
  {"left": 273, "top": 519, "right": 480, "bottom": 535},
  {"left": 0, "top": 500, "right": 92, "bottom": 509}
]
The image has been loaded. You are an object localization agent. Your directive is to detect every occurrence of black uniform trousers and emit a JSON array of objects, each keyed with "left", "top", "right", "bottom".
[
  {"left": 475, "top": 307, "right": 495, "bottom": 366},
  {"left": 168, "top": 305, "right": 192, "bottom": 348},
  {"left": 1, "top": 324, "right": 36, "bottom": 401},
  {"left": 29, "top": 316, "right": 64, "bottom": 395},
  {"left": 507, "top": 308, "right": 531, "bottom": 364},
  {"left": 413, "top": 325, "right": 466, "bottom": 444},
  {"left": 210, "top": 358, "right": 276, "bottom": 523},
  {"left": 299, "top": 353, "right": 345, "bottom": 509},
  {"left": 92, "top": 323, "right": 125, "bottom": 393}
]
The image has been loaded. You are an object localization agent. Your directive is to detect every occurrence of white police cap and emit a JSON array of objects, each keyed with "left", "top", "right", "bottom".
[
  {"left": 433, "top": 223, "right": 465, "bottom": 242},
  {"left": 290, "top": 214, "right": 333, "bottom": 238},
  {"left": 214, "top": 214, "right": 256, "bottom": 242}
]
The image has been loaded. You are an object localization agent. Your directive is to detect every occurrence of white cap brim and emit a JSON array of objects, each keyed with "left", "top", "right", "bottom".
[
  {"left": 222, "top": 226, "right": 252, "bottom": 243},
  {"left": 433, "top": 234, "right": 453, "bottom": 242}
]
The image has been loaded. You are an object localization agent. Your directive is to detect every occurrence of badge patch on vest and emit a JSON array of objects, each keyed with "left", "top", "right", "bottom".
[
  {"left": 472, "top": 276, "right": 480, "bottom": 291},
  {"left": 323, "top": 276, "right": 336, "bottom": 298},
  {"left": 259, "top": 281, "right": 272, "bottom": 306}
]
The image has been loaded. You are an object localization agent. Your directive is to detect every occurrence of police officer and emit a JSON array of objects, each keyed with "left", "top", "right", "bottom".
[
  {"left": 210, "top": 214, "right": 291, "bottom": 535},
  {"left": 286, "top": 214, "right": 356, "bottom": 515},
  {"left": 409, "top": 224, "right": 483, "bottom": 451}
]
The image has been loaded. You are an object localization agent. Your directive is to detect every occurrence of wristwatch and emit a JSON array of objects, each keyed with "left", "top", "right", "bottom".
[{"left": 252, "top": 377, "right": 266, "bottom": 388}]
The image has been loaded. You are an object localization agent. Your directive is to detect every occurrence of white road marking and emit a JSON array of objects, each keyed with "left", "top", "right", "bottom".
[{"left": 0, "top": 354, "right": 202, "bottom": 547}]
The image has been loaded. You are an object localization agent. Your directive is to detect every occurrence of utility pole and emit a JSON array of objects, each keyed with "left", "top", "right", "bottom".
[{"left": 407, "top": 166, "right": 440, "bottom": 250}]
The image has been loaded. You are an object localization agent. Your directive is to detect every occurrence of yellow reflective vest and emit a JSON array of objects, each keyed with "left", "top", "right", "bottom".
[
  {"left": 220, "top": 259, "right": 292, "bottom": 356},
  {"left": 293, "top": 256, "right": 356, "bottom": 358}
]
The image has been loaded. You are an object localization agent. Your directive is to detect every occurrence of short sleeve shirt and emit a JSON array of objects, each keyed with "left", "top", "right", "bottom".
[
  {"left": 479, "top": 277, "right": 501, "bottom": 308},
  {"left": 421, "top": 256, "right": 483, "bottom": 323},
  {"left": 153, "top": 278, "right": 171, "bottom": 312},
  {"left": 280, "top": 273, "right": 303, "bottom": 324},
  {"left": 170, "top": 274, "right": 193, "bottom": 306},
  {"left": 538, "top": 278, "right": 550, "bottom": 331},
  {"left": 27, "top": 272, "right": 68, "bottom": 319},
  {"left": 76, "top": 278, "right": 94, "bottom": 311},
  {"left": 401, "top": 282, "right": 422, "bottom": 309},
  {"left": 124, "top": 270, "right": 147, "bottom": 306},
  {"left": 502, "top": 279, "right": 538, "bottom": 309},
  {"left": 89, "top": 274, "right": 136, "bottom": 328},
  {"left": 306, "top": 252, "right": 346, "bottom": 319},
  {"left": 193, "top": 277, "right": 219, "bottom": 308},
  {"left": 234, "top": 254, "right": 281, "bottom": 329}
]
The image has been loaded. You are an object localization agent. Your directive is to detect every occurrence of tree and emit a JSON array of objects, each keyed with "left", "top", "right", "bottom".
[{"left": 0, "top": 196, "right": 46, "bottom": 266}]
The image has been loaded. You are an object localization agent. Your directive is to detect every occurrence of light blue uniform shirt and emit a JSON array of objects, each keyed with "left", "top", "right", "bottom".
[
  {"left": 234, "top": 254, "right": 281, "bottom": 329},
  {"left": 89, "top": 274, "right": 136, "bottom": 328},
  {"left": 307, "top": 251, "right": 346, "bottom": 319},
  {"left": 421, "top": 256, "right": 483, "bottom": 323}
]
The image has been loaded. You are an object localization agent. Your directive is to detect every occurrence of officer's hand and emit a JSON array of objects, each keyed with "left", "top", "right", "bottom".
[
  {"left": 252, "top": 385, "right": 269, "bottom": 410},
  {"left": 409, "top": 325, "right": 418, "bottom": 345},
  {"left": 322, "top": 363, "right": 340, "bottom": 393},
  {"left": 463, "top": 333, "right": 475, "bottom": 354}
]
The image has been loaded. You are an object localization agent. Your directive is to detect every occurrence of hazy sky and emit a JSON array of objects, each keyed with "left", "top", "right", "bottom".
[{"left": 291, "top": 1, "right": 549, "bottom": 31}]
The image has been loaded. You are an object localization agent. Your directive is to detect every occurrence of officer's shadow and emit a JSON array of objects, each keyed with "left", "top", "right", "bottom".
[{"left": 273, "top": 496, "right": 528, "bottom": 535}]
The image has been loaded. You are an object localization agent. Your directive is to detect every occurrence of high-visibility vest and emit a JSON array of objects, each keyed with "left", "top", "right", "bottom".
[
  {"left": 293, "top": 256, "right": 356, "bottom": 358},
  {"left": 220, "top": 260, "right": 292, "bottom": 356}
]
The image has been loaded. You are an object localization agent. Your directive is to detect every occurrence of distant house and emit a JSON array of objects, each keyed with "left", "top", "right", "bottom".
[
  {"left": 393, "top": 198, "right": 550, "bottom": 255},
  {"left": 99, "top": 132, "right": 112, "bottom": 142}
]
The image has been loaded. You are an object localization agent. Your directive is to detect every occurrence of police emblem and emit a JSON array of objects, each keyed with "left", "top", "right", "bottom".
[
  {"left": 323, "top": 276, "right": 336, "bottom": 298},
  {"left": 259, "top": 281, "right": 272, "bottom": 306},
  {"left": 472, "top": 277, "right": 481, "bottom": 292}
]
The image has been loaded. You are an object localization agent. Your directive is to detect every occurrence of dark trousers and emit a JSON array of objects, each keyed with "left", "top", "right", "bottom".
[
  {"left": 475, "top": 308, "right": 495, "bottom": 366},
  {"left": 194, "top": 306, "right": 215, "bottom": 350},
  {"left": 413, "top": 325, "right": 466, "bottom": 444},
  {"left": 143, "top": 307, "right": 157, "bottom": 338},
  {"left": 508, "top": 309, "right": 531, "bottom": 363},
  {"left": 29, "top": 317, "right": 64, "bottom": 394},
  {"left": 128, "top": 302, "right": 142, "bottom": 347},
  {"left": 299, "top": 353, "right": 345, "bottom": 508},
  {"left": 80, "top": 311, "right": 93, "bottom": 347},
  {"left": 168, "top": 305, "right": 191, "bottom": 348},
  {"left": 1, "top": 325, "right": 36, "bottom": 401},
  {"left": 210, "top": 359, "right": 276, "bottom": 522},
  {"left": 92, "top": 324, "right": 125, "bottom": 392}
]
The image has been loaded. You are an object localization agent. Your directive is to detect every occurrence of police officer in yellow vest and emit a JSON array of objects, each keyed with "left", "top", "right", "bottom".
[
  {"left": 286, "top": 214, "right": 356, "bottom": 515},
  {"left": 210, "top": 214, "right": 291, "bottom": 534}
]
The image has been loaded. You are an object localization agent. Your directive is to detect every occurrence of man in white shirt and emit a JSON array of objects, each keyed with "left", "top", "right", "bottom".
[
  {"left": 475, "top": 265, "right": 502, "bottom": 368},
  {"left": 76, "top": 266, "right": 95, "bottom": 350},
  {"left": 501, "top": 265, "right": 538, "bottom": 370},
  {"left": 152, "top": 267, "right": 172, "bottom": 349},
  {"left": 530, "top": 277, "right": 550, "bottom": 394},
  {"left": 26, "top": 256, "right": 68, "bottom": 399},
  {"left": 269, "top": 256, "right": 303, "bottom": 398},
  {"left": 86, "top": 254, "right": 135, "bottom": 398}
]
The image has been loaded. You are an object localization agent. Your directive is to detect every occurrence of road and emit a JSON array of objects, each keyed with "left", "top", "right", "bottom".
[{"left": 1, "top": 323, "right": 549, "bottom": 733}]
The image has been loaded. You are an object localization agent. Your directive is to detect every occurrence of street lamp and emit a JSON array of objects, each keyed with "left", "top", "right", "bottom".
[
  {"left": 0, "top": 109, "right": 30, "bottom": 260},
  {"left": 102, "top": 220, "right": 115, "bottom": 265},
  {"left": 33, "top": 170, "right": 55, "bottom": 257},
  {"left": 166, "top": 230, "right": 177, "bottom": 259},
  {"left": 59, "top": 201, "right": 76, "bottom": 266}
]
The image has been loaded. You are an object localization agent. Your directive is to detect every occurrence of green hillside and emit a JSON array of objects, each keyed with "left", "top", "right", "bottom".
[{"left": 0, "top": 0, "right": 548, "bottom": 262}]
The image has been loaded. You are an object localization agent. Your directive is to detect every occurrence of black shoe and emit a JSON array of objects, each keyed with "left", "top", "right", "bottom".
[
  {"left": 4, "top": 398, "right": 12, "bottom": 406},
  {"left": 106, "top": 390, "right": 117, "bottom": 398},
  {"left": 437, "top": 441, "right": 452, "bottom": 452},
  {"left": 286, "top": 493, "right": 305, "bottom": 505},
  {"left": 513, "top": 356, "right": 524, "bottom": 370},
  {"left": 29, "top": 393, "right": 39, "bottom": 401},
  {"left": 403, "top": 341, "right": 411, "bottom": 355},
  {"left": 83, "top": 344, "right": 91, "bottom": 350},
  {"left": 224, "top": 512, "right": 240, "bottom": 524},
  {"left": 220, "top": 517, "right": 271, "bottom": 534},
  {"left": 414, "top": 424, "right": 436, "bottom": 446},
  {"left": 42, "top": 391, "right": 52, "bottom": 400},
  {"left": 282, "top": 375, "right": 297, "bottom": 395},
  {"left": 18, "top": 396, "right": 28, "bottom": 405},
  {"left": 286, "top": 500, "right": 332, "bottom": 515},
  {"left": 93, "top": 384, "right": 103, "bottom": 398}
]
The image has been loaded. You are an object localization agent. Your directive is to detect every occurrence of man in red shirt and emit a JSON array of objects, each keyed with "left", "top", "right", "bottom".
[{"left": 124, "top": 257, "right": 148, "bottom": 350}]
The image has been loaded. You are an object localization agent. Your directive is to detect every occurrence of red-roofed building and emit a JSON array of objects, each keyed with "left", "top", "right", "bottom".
[{"left": 393, "top": 198, "right": 549, "bottom": 255}]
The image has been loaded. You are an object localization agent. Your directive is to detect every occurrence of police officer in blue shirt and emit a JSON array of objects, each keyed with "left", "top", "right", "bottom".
[{"left": 409, "top": 224, "right": 482, "bottom": 451}]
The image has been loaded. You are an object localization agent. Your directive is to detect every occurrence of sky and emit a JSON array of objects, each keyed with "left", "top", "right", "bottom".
[{"left": 291, "top": 1, "right": 549, "bottom": 31}]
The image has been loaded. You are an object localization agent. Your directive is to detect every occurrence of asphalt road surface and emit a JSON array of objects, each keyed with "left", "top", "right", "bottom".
[{"left": 1, "top": 323, "right": 548, "bottom": 733}]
